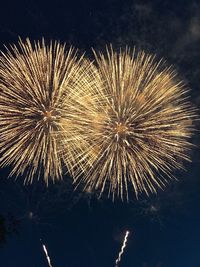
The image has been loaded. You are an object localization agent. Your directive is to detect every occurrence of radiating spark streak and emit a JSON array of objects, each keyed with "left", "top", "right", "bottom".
[
  {"left": 115, "top": 230, "right": 130, "bottom": 267},
  {"left": 41, "top": 241, "right": 53, "bottom": 267}
]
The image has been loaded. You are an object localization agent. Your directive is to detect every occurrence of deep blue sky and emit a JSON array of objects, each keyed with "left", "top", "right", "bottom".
[{"left": 0, "top": 0, "right": 200, "bottom": 267}]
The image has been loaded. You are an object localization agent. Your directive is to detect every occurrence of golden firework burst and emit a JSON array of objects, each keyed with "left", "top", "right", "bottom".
[
  {"left": 0, "top": 38, "right": 97, "bottom": 184},
  {"left": 71, "top": 47, "right": 196, "bottom": 200}
]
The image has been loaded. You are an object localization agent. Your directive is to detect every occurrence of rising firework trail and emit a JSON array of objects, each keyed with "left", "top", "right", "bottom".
[
  {"left": 41, "top": 239, "right": 53, "bottom": 267},
  {"left": 115, "top": 230, "right": 130, "bottom": 267}
]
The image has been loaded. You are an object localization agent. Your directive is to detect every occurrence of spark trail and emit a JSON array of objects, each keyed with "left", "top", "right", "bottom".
[
  {"left": 41, "top": 240, "right": 53, "bottom": 267},
  {"left": 115, "top": 231, "right": 130, "bottom": 267}
]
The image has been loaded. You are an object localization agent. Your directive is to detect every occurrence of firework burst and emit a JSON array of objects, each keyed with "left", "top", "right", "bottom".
[
  {"left": 0, "top": 38, "right": 96, "bottom": 184},
  {"left": 73, "top": 47, "right": 196, "bottom": 200}
]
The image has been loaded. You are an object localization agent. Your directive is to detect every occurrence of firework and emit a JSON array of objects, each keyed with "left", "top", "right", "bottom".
[
  {"left": 0, "top": 38, "right": 96, "bottom": 184},
  {"left": 115, "top": 230, "right": 130, "bottom": 267},
  {"left": 73, "top": 47, "right": 196, "bottom": 200},
  {"left": 41, "top": 240, "right": 53, "bottom": 267}
]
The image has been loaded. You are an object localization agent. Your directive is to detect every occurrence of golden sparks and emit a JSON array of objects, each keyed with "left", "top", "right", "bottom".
[
  {"left": 70, "top": 47, "right": 196, "bottom": 200},
  {"left": 0, "top": 40, "right": 196, "bottom": 199},
  {"left": 0, "top": 38, "right": 97, "bottom": 184}
]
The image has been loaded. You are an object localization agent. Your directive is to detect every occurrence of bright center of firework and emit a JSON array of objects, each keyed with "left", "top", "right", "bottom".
[
  {"left": 113, "top": 122, "right": 130, "bottom": 143},
  {"left": 114, "top": 122, "right": 128, "bottom": 136},
  {"left": 115, "top": 123, "right": 127, "bottom": 133},
  {"left": 42, "top": 109, "right": 59, "bottom": 122},
  {"left": 43, "top": 110, "right": 53, "bottom": 120}
]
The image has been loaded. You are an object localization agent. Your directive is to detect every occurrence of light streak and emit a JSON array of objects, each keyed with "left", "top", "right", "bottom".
[
  {"left": 115, "top": 230, "right": 130, "bottom": 267},
  {"left": 41, "top": 240, "right": 53, "bottom": 267}
]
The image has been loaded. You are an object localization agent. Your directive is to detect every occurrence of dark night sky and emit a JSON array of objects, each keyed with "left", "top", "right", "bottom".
[{"left": 0, "top": 0, "right": 200, "bottom": 266}]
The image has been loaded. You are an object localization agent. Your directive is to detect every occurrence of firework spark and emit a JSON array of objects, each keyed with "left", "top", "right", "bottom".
[
  {"left": 115, "top": 230, "right": 130, "bottom": 267},
  {"left": 61, "top": 55, "right": 108, "bottom": 179},
  {"left": 0, "top": 38, "right": 96, "bottom": 184},
  {"left": 73, "top": 47, "right": 196, "bottom": 200},
  {"left": 41, "top": 240, "right": 53, "bottom": 267}
]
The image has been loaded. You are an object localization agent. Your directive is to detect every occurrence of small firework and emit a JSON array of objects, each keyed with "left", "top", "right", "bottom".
[
  {"left": 41, "top": 240, "right": 53, "bottom": 267},
  {"left": 0, "top": 38, "right": 95, "bottom": 184},
  {"left": 74, "top": 47, "right": 196, "bottom": 200},
  {"left": 115, "top": 230, "right": 130, "bottom": 267}
]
